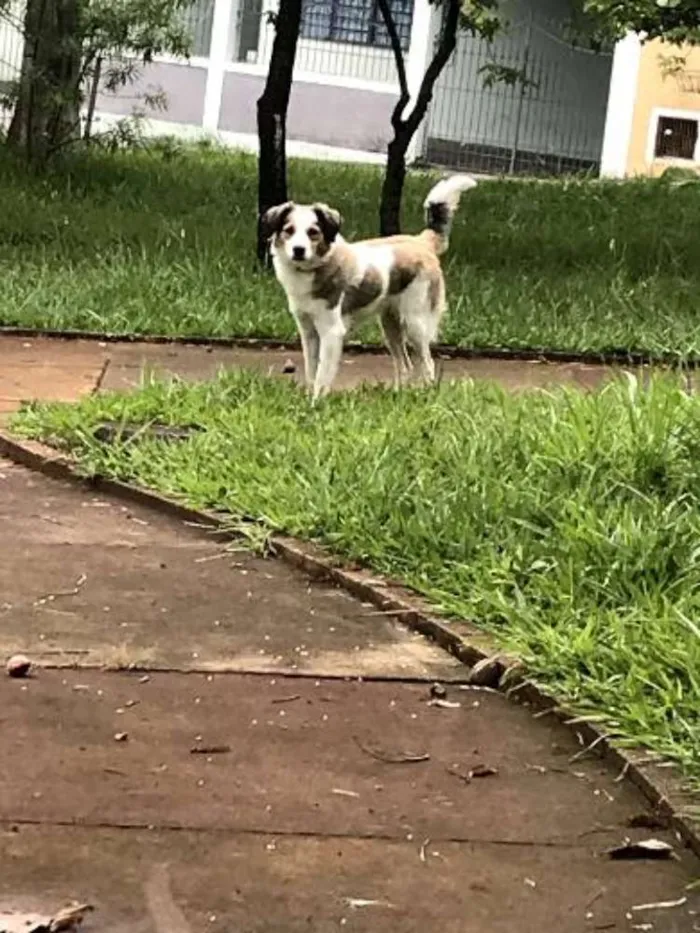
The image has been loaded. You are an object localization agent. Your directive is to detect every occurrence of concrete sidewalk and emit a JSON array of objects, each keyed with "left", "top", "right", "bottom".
[
  {"left": 0, "top": 334, "right": 629, "bottom": 421},
  {"left": 2, "top": 458, "right": 699, "bottom": 932}
]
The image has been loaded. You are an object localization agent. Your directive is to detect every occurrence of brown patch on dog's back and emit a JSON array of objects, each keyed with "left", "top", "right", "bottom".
[
  {"left": 342, "top": 266, "right": 383, "bottom": 315},
  {"left": 388, "top": 261, "right": 419, "bottom": 295},
  {"left": 311, "top": 243, "right": 383, "bottom": 313}
]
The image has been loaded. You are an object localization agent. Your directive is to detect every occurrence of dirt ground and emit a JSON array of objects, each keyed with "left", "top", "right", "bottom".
[{"left": 0, "top": 335, "right": 699, "bottom": 932}]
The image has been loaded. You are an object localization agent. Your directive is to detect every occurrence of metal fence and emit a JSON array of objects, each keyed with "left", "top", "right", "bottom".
[
  {"left": 0, "top": 3, "right": 24, "bottom": 104},
  {"left": 424, "top": 0, "right": 614, "bottom": 176},
  {"left": 181, "top": 0, "right": 215, "bottom": 57}
]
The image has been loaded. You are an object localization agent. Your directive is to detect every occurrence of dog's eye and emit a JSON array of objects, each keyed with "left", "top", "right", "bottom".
[
  {"left": 307, "top": 227, "right": 320, "bottom": 239},
  {"left": 283, "top": 225, "right": 295, "bottom": 236}
]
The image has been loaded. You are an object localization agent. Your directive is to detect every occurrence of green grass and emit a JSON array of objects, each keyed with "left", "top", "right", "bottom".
[
  {"left": 1, "top": 143, "right": 700, "bottom": 355},
  {"left": 13, "top": 371, "right": 700, "bottom": 784}
]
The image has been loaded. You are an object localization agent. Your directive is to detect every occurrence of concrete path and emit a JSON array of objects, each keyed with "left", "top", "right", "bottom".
[
  {"left": 0, "top": 334, "right": 629, "bottom": 422},
  {"left": 1, "top": 334, "right": 699, "bottom": 931}
]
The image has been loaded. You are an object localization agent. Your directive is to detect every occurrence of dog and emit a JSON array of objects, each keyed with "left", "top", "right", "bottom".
[{"left": 262, "top": 174, "right": 477, "bottom": 400}]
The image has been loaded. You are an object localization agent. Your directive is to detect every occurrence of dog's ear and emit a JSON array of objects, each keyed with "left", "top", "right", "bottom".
[
  {"left": 261, "top": 201, "right": 294, "bottom": 239},
  {"left": 312, "top": 203, "right": 343, "bottom": 244}
]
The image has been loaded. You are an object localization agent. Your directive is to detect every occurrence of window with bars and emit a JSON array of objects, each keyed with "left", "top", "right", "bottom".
[
  {"left": 300, "top": 0, "right": 413, "bottom": 49},
  {"left": 654, "top": 115, "right": 698, "bottom": 161}
]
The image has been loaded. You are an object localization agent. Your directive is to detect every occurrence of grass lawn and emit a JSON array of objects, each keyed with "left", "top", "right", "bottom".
[
  {"left": 1, "top": 144, "right": 700, "bottom": 355},
  {"left": 13, "top": 371, "right": 700, "bottom": 785}
]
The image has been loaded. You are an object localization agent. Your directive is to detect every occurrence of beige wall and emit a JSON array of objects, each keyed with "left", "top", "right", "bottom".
[{"left": 627, "top": 40, "right": 700, "bottom": 176}]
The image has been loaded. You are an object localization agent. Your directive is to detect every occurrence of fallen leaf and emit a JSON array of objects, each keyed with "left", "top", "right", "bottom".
[
  {"left": 470, "top": 764, "right": 498, "bottom": 779},
  {"left": 0, "top": 912, "right": 49, "bottom": 933},
  {"left": 606, "top": 838, "right": 674, "bottom": 861},
  {"left": 49, "top": 903, "right": 93, "bottom": 931}
]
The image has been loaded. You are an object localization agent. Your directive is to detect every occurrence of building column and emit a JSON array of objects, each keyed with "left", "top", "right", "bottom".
[
  {"left": 600, "top": 32, "right": 642, "bottom": 178},
  {"left": 404, "top": 0, "right": 435, "bottom": 163},
  {"left": 203, "top": 0, "right": 235, "bottom": 132}
]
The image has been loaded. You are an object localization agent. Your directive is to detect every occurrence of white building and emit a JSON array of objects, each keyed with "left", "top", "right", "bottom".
[{"left": 0, "top": 0, "right": 628, "bottom": 175}]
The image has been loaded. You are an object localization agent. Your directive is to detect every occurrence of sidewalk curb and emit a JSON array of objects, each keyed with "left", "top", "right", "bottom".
[
  {"left": 0, "top": 325, "right": 694, "bottom": 369},
  {"left": 2, "top": 428, "right": 700, "bottom": 860}
]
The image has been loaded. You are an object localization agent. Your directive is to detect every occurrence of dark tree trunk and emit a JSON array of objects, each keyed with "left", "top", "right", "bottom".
[
  {"left": 376, "top": 0, "right": 460, "bottom": 236},
  {"left": 256, "top": 0, "right": 302, "bottom": 263},
  {"left": 9, "top": 0, "right": 82, "bottom": 164},
  {"left": 379, "top": 131, "right": 409, "bottom": 236}
]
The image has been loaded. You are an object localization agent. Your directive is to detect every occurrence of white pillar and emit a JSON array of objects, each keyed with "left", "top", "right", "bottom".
[
  {"left": 203, "top": 0, "right": 235, "bottom": 132},
  {"left": 599, "top": 32, "right": 642, "bottom": 178},
  {"left": 404, "top": 0, "right": 435, "bottom": 163}
]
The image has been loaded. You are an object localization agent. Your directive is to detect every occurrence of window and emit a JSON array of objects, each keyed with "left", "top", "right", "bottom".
[
  {"left": 654, "top": 115, "right": 698, "bottom": 161},
  {"left": 300, "top": 0, "right": 413, "bottom": 49}
]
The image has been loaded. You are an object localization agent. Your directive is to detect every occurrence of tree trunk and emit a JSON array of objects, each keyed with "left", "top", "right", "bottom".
[
  {"left": 8, "top": 0, "right": 82, "bottom": 164},
  {"left": 256, "top": 0, "right": 302, "bottom": 263},
  {"left": 379, "top": 130, "right": 410, "bottom": 236},
  {"left": 376, "top": 0, "right": 460, "bottom": 236}
]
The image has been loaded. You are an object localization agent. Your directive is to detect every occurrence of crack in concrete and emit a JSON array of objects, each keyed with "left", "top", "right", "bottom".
[{"left": 1, "top": 817, "right": 616, "bottom": 850}]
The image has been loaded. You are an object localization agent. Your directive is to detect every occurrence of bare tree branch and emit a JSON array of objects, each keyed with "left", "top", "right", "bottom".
[
  {"left": 375, "top": 0, "right": 409, "bottom": 130},
  {"left": 405, "top": 0, "right": 459, "bottom": 136}
]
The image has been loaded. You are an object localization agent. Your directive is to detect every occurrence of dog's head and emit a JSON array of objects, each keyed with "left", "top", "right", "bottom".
[{"left": 262, "top": 202, "right": 343, "bottom": 267}]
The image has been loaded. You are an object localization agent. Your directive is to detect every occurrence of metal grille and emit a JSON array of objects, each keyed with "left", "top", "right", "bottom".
[
  {"left": 424, "top": 0, "right": 613, "bottom": 176},
  {"left": 655, "top": 116, "right": 698, "bottom": 161},
  {"left": 300, "top": 0, "right": 412, "bottom": 50},
  {"left": 181, "top": 0, "right": 215, "bottom": 57},
  {"left": 0, "top": 3, "right": 24, "bottom": 103},
  {"left": 234, "top": 0, "right": 401, "bottom": 84}
]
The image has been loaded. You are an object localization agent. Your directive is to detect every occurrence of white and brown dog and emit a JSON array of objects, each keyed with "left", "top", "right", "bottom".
[{"left": 262, "top": 174, "right": 477, "bottom": 399}]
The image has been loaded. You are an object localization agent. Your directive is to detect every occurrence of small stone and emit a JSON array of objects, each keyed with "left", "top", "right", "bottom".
[
  {"left": 6, "top": 654, "right": 31, "bottom": 678},
  {"left": 468, "top": 655, "right": 506, "bottom": 688},
  {"left": 114, "top": 732, "right": 129, "bottom": 742},
  {"left": 430, "top": 682, "right": 447, "bottom": 699},
  {"left": 282, "top": 359, "right": 296, "bottom": 374}
]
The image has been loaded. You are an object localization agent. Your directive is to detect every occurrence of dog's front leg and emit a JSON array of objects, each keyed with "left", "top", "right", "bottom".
[
  {"left": 295, "top": 312, "right": 320, "bottom": 390},
  {"left": 312, "top": 308, "right": 345, "bottom": 401}
]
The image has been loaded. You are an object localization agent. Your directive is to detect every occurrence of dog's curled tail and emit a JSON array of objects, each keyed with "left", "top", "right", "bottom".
[{"left": 422, "top": 174, "right": 477, "bottom": 255}]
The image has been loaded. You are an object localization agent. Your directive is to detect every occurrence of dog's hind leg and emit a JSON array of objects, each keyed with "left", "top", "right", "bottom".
[{"left": 380, "top": 305, "right": 412, "bottom": 388}]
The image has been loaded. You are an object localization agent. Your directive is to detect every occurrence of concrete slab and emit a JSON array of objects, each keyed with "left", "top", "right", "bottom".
[
  {"left": 0, "top": 336, "right": 630, "bottom": 417},
  {"left": 1, "top": 825, "right": 698, "bottom": 933},
  {"left": 0, "top": 461, "right": 462, "bottom": 680},
  {"left": 0, "top": 668, "right": 686, "bottom": 846},
  {"left": 103, "top": 340, "right": 624, "bottom": 393}
]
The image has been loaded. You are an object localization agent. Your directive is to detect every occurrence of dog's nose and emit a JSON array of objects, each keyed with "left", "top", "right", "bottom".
[{"left": 292, "top": 246, "right": 306, "bottom": 261}]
